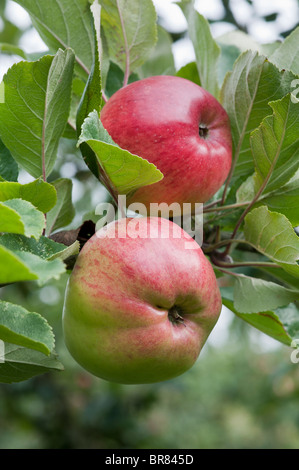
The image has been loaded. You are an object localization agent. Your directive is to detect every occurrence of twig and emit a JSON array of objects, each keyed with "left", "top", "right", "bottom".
[
  {"left": 211, "top": 266, "right": 244, "bottom": 278},
  {"left": 203, "top": 198, "right": 222, "bottom": 210},
  {"left": 203, "top": 201, "right": 249, "bottom": 214},
  {"left": 203, "top": 238, "right": 252, "bottom": 254},
  {"left": 210, "top": 255, "right": 281, "bottom": 270}
]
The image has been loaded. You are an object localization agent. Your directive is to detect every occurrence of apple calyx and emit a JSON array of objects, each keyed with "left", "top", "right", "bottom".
[
  {"left": 198, "top": 124, "right": 209, "bottom": 139},
  {"left": 168, "top": 305, "right": 186, "bottom": 327}
]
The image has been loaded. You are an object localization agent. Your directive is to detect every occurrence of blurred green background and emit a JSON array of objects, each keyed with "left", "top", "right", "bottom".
[{"left": 1, "top": 0, "right": 299, "bottom": 449}]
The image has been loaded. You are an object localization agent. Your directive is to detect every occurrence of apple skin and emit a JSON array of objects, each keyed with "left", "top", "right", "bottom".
[
  {"left": 62, "top": 217, "right": 222, "bottom": 384},
  {"left": 100, "top": 75, "right": 232, "bottom": 213}
]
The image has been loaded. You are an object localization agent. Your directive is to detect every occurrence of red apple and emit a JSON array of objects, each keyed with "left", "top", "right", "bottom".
[
  {"left": 62, "top": 217, "right": 222, "bottom": 384},
  {"left": 100, "top": 75, "right": 232, "bottom": 214}
]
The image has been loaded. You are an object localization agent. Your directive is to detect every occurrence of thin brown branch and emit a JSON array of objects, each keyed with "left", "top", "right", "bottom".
[{"left": 203, "top": 201, "right": 249, "bottom": 214}]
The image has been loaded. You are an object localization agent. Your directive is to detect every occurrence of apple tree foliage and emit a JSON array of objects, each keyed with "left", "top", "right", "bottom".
[{"left": 0, "top": 0, "right": 298, "bottom": 383}]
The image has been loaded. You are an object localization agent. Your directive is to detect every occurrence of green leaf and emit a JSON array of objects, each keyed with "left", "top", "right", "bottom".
[
  {"left": 179, "top": 0, "right": 220, "bottom": 97},
  {"left": 78, "top": 111, "right": 163, "bottom": 195},
  {"left": 45, "top": 178, "right": 75, "bottom": 235},
  {"left": 217, "top": 43, "right": 240, "bottom": 86},
  {"left": 14, "top": 0, "right": 94, "bottom": 77},
  {"left": 14, "top": 251, "right": 66, "bottom": 285},
  {"left": 0, "top": 245, "right": 65, "bottom": 285},
  {"left": 261, "top": 265, "right": 299, "bottom": 291},
  {"left": 0, "top": 199, "right": 45, "bottom": 239},
  {"left": 237, "top": 171, "right": 299, "bottom": 227},
  {"left": 0, "top": 138, "right": 18, "bottom": 181},
  {"left": 0, "top": 178, "right": 57, "bottom": 213},
  {"left": 220, "top": 51, "right": 297, "bottom": 183},
  {"left": 48, "top": 240, "right": 80, "bottom": 262},
  {"left": 236, "top": 174, "right": 255, "bottom": 204},
  {"left": 0, "top": 343, "right": 63, "bottom": 384},
  {"left": 76, "top": 0, "right": 103, "bottom": 130},
  {"left": 0, "top": 300, "right": 54, "bottom": 355},
  {"left": 0, "top": 18, "right": 22, "bottom": 45},
  {"left": 92, "top": 0, "right": 110, "bottom": 90},
  {"left": 216, "top": 30, "right": 281, "bottom": 61},
  {"left": 0, "top": 233, "right": 79, "bottom": 262},
  {"left": 100, "top": 0, "right": 157, "bottom": 75},
  {"left": 0, "top": 0, "right": 6, "bottom": 15},
  {"left": 217, "top": 30, "right": 262, "bottom": 54},
  {"left": 233, "top": 275, "right": 299, "bottom": 314},
  {"left": 275, "top": 304, "right": 299, "bottom": 341},
  {"left": 244, "top": 206, "right": 299, "bottom": 277},
  {"left": 139, "top": 25, "right": 175, "bottom": 78},
  {"left": 251, "top": 94, "right": 299, "bottom": 194},
  {"left": 76, "top": 0, "right": 105, "bottom": 180},
  {"left": 258, "top": 184, "right": 299, "bottom": 228},
  {"left": 270, "top": 25, "right": 299, "bottom": 76},
  {"left": 260, "top": 42, "right": 282, "bottom": 57},
  {"left": 0, "top": 245, "right": 38, "bottom": 284},
  {"left": 0, "top": 42, "right": 27, "bottom": 59},
  {"left": 176, "top": 61, "right": 201, "bottom": 86},
  {"left": 0, "top": 49, "right": 75, "bottom": 179},
  {"left": 65, "top": 76, "right": 86, "bottom": 139},
  {"left": 104, "top": 62, "right": 139, "bottom": 99},
  {"left": 223, "top": 297, "right": 294, "bottom": 347},
  {"left": 0, "top": 81, "right": 3, "bottom": 103}
]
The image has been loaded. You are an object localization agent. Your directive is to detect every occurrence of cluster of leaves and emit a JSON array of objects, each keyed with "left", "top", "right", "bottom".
[{"left": 0, "top": 0, "right": 298, "bottom": 384}]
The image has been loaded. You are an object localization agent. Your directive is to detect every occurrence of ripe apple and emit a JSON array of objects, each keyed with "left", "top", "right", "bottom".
[
  {"left": 62, "top": 217, "right": 222, "bottom": 384},
  {"left": 100, "top": 75, "right": 232, "bottom": 214}
]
